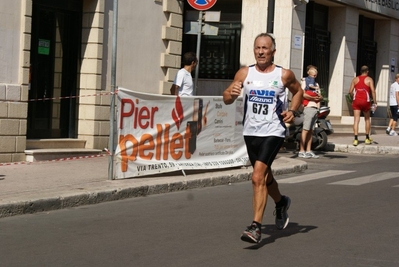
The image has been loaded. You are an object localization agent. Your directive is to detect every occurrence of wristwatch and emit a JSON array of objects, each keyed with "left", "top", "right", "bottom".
[{"left": 288, "top": 110, "right": 300, "bottom": 117}]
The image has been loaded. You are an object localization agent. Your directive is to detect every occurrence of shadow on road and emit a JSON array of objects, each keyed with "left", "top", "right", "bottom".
[
  {"left": 323, "top": 154, "right": 348, "bottom": 159},
  {"left": 244, "top": 222, "right": 318, "bottom": 249}
]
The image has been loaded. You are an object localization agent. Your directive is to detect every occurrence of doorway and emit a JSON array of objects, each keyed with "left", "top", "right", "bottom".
[
  {"left": 304, "top": 2, "right": 331, "bottom": 103},
  {"left": 356, "top": 15, "right": 377, "bottom": 79},
  {"left": 28, "top": 0, "right": 82, "bottom": 138}
]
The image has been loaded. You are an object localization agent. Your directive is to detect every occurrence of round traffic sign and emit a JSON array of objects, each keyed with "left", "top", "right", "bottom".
[{"left": 187, "top": 0, "right": 217, "bottom": 11}]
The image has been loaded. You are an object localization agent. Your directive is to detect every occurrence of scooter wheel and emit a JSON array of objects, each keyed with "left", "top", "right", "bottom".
[{"left": 312, "top": 130, "right": 328, "bottom": 151}]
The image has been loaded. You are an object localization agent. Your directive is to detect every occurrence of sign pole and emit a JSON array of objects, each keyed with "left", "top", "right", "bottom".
[
  {"left": 194, "top": 10, "right": 202, "bottom": 96},
  {"left": 108, "top": 0, "right": 118, "bottom": 180},
  {"left": 188, "top": 0, "right": 217, "bottom": 95}
]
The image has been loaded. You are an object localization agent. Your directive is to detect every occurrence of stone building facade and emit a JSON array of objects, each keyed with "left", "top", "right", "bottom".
[{"left": 1, "top": 0, "right": 398, "bottom": 163}]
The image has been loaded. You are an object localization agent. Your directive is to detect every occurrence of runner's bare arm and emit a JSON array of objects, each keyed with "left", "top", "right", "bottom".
[
  {"left": 281, "top": 68, "right": 303, "bottom": 123},
  {"left": 368, "top": 77, "right": 377, "bottom": 105},
  {"left": 223, "top": 67, "right": 248, "bottom": 105},
  {"left": 349, "top": 77, "right": 358, "bottom": 97}
]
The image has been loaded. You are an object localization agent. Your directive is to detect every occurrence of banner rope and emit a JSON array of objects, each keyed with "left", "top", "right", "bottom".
[
  {"left": 0, "top": 152, "right": 111, "bottom": 167},
  {"left": 0, "top": 90, "right": 118, "bottom": 103}
]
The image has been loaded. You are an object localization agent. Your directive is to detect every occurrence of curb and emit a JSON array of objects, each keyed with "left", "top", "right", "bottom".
[
  {"left": 326, "top": 142, "right": 399, "bottom": 154},
  {"left": 0, "top": 157, "right": 308, "bottom": 219}
]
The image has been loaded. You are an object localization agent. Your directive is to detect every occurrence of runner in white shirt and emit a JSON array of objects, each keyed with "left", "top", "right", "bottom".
[{"left": 223, "top": 33, "right": 303, "bottom": 244}]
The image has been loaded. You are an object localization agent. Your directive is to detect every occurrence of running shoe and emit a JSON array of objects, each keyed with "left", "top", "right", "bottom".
[
  {"left": 241, "top": 223, "right": 261, "bottom": 243},
  {"left": 389, "top": 130, "right": 398, "bottom": 136},
  {"left": 274, "top": 196, "right": 291, "bottom": 230},
  {"left": 365, "top": 138, "right": 373, "bottom": 145},
  {"left": 298, "top": 152, "right": 310, "bottom": 158},
  {"left": 305, "top": 151, "right": 319, "bottom": 158},
  {"left": 353, "top": 140, "right": 358, "bottom": 146},
  {"left": 386, "top": 128, "right": 391, "bottom": 135}
]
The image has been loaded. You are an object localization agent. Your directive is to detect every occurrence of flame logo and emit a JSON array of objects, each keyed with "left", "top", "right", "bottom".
[{"left": 172, "top": 96, "right": 184, "bottom": 130}]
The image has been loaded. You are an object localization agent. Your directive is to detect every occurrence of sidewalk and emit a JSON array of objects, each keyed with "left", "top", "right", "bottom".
[
  {"left": 326, "top": 132, "right": 399, "bottom": 154},
  {"left": 0, "top": 133, "right": 398, "bottom": 218}
]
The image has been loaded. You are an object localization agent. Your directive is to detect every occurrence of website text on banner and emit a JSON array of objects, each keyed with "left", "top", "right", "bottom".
[{"left": 115, "top": 88, "right": 248, "bottom": 179}]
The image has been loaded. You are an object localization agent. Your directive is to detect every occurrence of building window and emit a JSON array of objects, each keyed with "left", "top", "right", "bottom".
[
  {"left": 184, "top": 23, "right": 240, "bottom": 80},
  {"left": 183, "top": 0, "right": 242, "bottom": 80}
]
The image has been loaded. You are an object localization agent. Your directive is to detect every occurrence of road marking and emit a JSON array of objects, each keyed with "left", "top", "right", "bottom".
[
  {"left": 278, "top": 170, "right": 355, "bottom": 184},
  {"left": 329, "top": 172, "right": 399, "bottom": 186}
]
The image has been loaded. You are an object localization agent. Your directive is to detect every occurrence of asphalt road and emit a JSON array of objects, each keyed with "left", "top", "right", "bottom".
[{"left": 0, "top": 152, "right": 398, "bottom": 267}]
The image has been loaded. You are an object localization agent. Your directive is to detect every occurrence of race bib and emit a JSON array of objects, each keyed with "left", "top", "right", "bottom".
[{"left": 248, "top": 95, "right": 275, "bottom": 122}]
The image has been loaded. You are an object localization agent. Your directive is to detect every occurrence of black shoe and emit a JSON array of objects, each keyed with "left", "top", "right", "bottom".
[{"left": 274, "top": 196, "right": 291, "bottom": 230}]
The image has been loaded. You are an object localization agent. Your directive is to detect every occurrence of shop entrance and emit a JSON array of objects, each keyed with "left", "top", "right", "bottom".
[
  {"left": 304, "top": 2, "right": 331, "bottom": 103},
  {"left": 356, "top": 15, "right": 377, "bottom": 79},
  {"left": 28, "top": 0, "right": 82, "bottom": 138}
]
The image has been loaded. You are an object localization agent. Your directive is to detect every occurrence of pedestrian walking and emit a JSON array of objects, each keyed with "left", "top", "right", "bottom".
[
  {"left": 222, "top": 33, "right": 303, "bottom": 244},
  {"left": 349, "top": 66, "right": 377, "bottom": 146},
  {"left": 386, "top": 73, "right": 399, "bottom": 136}
]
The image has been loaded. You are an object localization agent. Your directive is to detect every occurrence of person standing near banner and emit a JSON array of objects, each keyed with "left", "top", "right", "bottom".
[
  {"left": 223, "top": 33, "right": 303, "bottom": 244},
  {"left": 170, "top": 52, "right": 198, "bottom": 96}
]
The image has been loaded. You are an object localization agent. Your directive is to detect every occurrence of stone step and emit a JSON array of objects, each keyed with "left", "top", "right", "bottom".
[
  {"left": 25, "top": 139, "right": 103, "bottom": 162},
  {"left": 332, "top": 125, "right": 385, "bottom": 135},
  {"left": 325, "top": 116, "right": 389, "bottom": 135},
  {"left": 331, "top": 124, "right": 353, "bottom": 134},
  {"left": 24, "top": 148, "right": 103, "bottom": 162},
  {"left": 26, "top": 139, "right": 87, "bottom": 149}
]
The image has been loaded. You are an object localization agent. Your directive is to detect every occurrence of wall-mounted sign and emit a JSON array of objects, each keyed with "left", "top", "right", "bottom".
[
  {"left": 38, "top": 39, "right": 50, "bottom": 55},
  {"left": 184, "top": 21, "right": 219, "bottom": 35},
  {"left": 294, "top": 35, "right": 302, "bottom": 49},
  {"left": 184, "top": 10, "right": 220, "bottom": 36}
]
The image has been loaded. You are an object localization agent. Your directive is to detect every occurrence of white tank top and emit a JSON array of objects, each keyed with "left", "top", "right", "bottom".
[{"left": 242, "top": 65, "right": 287, "bottom": 138}]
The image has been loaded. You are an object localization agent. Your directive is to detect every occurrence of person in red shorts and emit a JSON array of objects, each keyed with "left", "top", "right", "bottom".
[{"left": 349, "top": 66, "right": 377, "bottom": 146}]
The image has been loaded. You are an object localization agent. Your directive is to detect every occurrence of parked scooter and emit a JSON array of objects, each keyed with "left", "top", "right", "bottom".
[{"left": 285, "top": 106, "right": 334, "bottom": 151}]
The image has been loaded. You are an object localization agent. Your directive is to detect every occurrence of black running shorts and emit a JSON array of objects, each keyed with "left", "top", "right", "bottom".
[
  {"left": 390, "top": 106, "right": 398, "bottom": 121},
  {"left": 244, "top": 136, "right": 284, "bottom": 167}
]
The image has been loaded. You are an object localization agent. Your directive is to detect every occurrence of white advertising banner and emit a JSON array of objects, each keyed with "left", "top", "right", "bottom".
[{"left": 114, "top": 88, "right": 248, "bottom": 179}]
